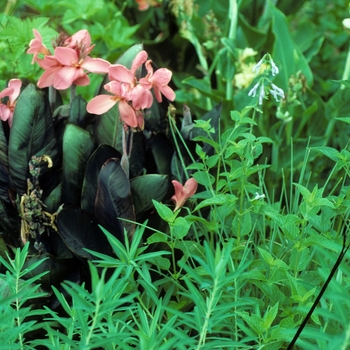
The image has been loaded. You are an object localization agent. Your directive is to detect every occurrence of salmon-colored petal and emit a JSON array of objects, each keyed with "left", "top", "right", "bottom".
[
  {"left": 131, "top": 50, "right": 148, "bottom": 73},
  {"left": 37, "top": 66, "right": 62, "bottom": 88},
  {"left": 159, "top": 85, "right": 176, "bottom": 101},
  {"left": 139, "top": 77, "right": 152, "bottom": 90},
  {"left": 0, "top": 87, "right": 14, "bottom": 100},
  {"left": 82, "top": 56, "right": 110, "bottom": 73},
  {"left": 184, "top": 178, "right": 198, "bottom": 197},
  {"left": 118, "top": 100, "right": 138, "bottom": 127},
  {"left": 152, "top": 85, "right": 162, "bottom": 102},
  {"left": 0, "top": 104, "right": 11, "bottom": 122},
  {"left": 136, "top": 0, "right": 150, "bottom": 11},
  {"left": 171, "top": 178, "right": 198, "bottom": 211},
  {"left": 74, "top": 74, "right": 90, "bottom": 87},
  {"left": 151, "top": 68, "right": 172, "bottom": 85},
  {"left": 171, "top": 180, "right": 183, "bottom": 201},
  {"left": 144, "top": 60, "right": 153, "bottom": 76},
  {"left": 104, "top": 81, "right": 122, "bottom": 96},
  {"left": 87, "top": 95, "right": 117, "bottom": 115},
  {"left": 131, "top": 85, "right": 153, "bottom": 110},
  {"left": 54, "top": 47, "right": 78, "bottom": 66},
  {"left": 66, "top": 29, "right": 91, "bottom": 49},
  {"left": 36, "top": 55, "right": 60, "bottom": 69},
  {"left": 53, "top": 66, "right": 77, "bottom": 90},
  {"left": 8, "top": 79, "right": 22, "bottom": 102},
  {"left": 27, "top": 29, "right": 43, "bottom": 54},
  {"left": 109, "top": 65, "right": 134, "bottom": 85}
]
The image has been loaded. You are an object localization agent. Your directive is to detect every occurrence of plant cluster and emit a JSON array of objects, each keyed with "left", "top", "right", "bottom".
[{"left": 0, "top": 0, "right": 350, "bottom": 349}]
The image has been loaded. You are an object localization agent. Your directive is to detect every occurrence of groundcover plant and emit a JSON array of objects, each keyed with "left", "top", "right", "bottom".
[{"left": 0, "top": 0, "right": 350, "bottom": 349}]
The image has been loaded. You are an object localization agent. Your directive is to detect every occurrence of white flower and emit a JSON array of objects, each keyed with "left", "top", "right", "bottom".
[
  {"left": 252, "top": 58, "right": 264, "bottom": 74},
  {"left": 248, "top": 82, "right": 260, "bottom": 97},
  {"left": 252, "top": 192, "right": 265, "bottom": 201},
  {"left": 270, "top": 59, "right": 279, "bottom": 76},
  {"left": 269, "top": 83, "right": 285, "bottom": 102},
  {"left": 343, "top": 18, "right": 350, "bottom": 29},
  {"left": 258, "top": 86, "right": 265, "bottom": 105}
]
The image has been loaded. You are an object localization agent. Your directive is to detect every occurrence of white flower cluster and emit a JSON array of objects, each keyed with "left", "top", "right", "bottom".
[{"left": 248, "top": 54, "right": 285, "bottom": 105}]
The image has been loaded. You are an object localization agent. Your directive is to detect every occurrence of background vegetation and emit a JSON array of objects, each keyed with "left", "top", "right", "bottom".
[{"left": 0, "top": 0, "right": 350, "bottom": 349}]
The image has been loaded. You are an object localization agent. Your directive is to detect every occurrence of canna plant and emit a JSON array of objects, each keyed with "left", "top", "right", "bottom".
[{"left": 0, "top": 28, "right": 201, "bottom": 306}]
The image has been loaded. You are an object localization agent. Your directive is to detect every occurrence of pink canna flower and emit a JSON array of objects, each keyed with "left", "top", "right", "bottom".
[
  {"left": 27, "top": 29, "right": 51, "bottom": 63},
  {"left": 108, "top": 50, "right": 153, "bottom": 110},
  {"left": 29, "top": 29, "right": 110, "bottom": 90},
  {"left": 140, "top": 60, "right": 175, "bottom": 102},
  {"left": 64, "top": 29, "right": 92, "bottom": 51},
  {"left": 136, "top": 0, "right": 161, "bottom": 11},
  {"left": 87, "top": 80, "right": 139, "bottom": 128},
  {"left": 0, "top": 79, "right": 22, "bottom": 127},
  {"left": 44, "top": 46, "right": 110, "bottom": 90},
  {"left": 171, "top": 178, "right": 198, "bottom": 212},
  {"left": 36, "top": 55, "right": 64, "bottom": 88}
]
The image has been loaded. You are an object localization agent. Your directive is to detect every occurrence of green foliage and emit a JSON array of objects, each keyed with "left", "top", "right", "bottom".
[
  {"left": 1, "top": 0, "right": 350, "bottom": 349},
  {"left": 0, "top": 244, "right": 48, "bottom": 348}
]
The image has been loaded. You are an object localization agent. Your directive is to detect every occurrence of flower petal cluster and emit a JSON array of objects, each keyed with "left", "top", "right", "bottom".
[
  {"left": 269, "top": 83, "right": 285, "bottom": 102},
  {"left": 27, "top": 29, "right": 51, "bottom": 63},
  {"left": 87, "top": 50, "right": 175, "bottom": 129},
  {"left": 27, "top": 29, "right": 110, "bottom": 90},
  {"left": 171, "top": 178, "right": 198, "bottom": 212},
  {"left": 248, "top": 53, "right": 284, "bottom": 106},
  {"left": 136, "top": 0, "right": 161, "bottom": 11},
  {"left": 248, "top": 82, "right": 265, "bottom": 105},
  {"left": 0, "top": 79, "right": 22, "bottom": 127}
]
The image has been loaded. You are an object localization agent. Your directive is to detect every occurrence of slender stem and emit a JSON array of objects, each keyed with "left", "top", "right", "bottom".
[
  {"left": 112, "top": 112, "right": 119, "bottom": 149},
  {"left": 70, "top": 84, "right": 76, "bottom": 102},
  {"left": 226, "top": 0, "right": 238, "bottom": 100},
  {"left": 341, "top": 43, "right": 350, "bottom": 86},
  {"left": 228, "top": 0, "right": 238, "bottom": 40}
]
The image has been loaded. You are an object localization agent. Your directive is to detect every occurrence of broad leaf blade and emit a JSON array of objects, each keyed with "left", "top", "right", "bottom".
[
  {"left": 8, "top": 84, "right": 59, "bottom": 196},
  {"left": 130, "top": 174, "right": 169, "bottom": 218},
  {"left": 81, "top": 144, "right": 121, "bottom": 215},
  {"left": 57, "top": 205, "right": 113, "bottom": 260},
  {"left": 95, "top": 158, "right": 135, "bottom": 241},
  {"left": 61, "top": 124, "right": 96, "bottom": 206}
]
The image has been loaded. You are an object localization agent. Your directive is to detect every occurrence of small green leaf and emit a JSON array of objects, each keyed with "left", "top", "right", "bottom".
[
  {"left": 258, "top": 248, "right": 274, "bottom": 265},
  {"left": 194, "top": 194, "right": 237, "bottom": 212},
  {"left": 170, "top": 217, "right": 190, "bottom": 240},
  {"left": 262, "top": 303, "right": 279, "bottom": 330},
  {"left": 311, "top": 146, "right": 340, "bottom": 162},
  {"left": 152, "top": 200, "right": 175, "bottom": 223},
  {"left": 192, "top": 170, "right": 215, "bottom": 186},
  {"left": 148, "top": 256, "right": 171, "bottom": 270},
  {"left": 147, "top": 232, "right": 168, "bottom": 244}
]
